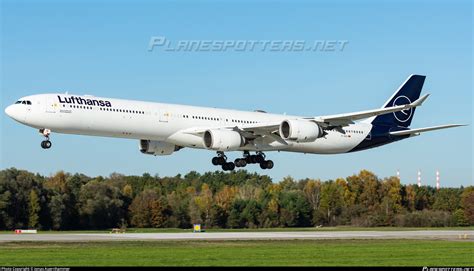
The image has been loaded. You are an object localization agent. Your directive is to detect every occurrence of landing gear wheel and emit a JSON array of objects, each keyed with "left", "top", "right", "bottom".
[
  {"left": 217, "top": 156, "right": 226, "bottom": 165},
  {"left": 265, "top": 160, "right": 274, "bottom": 169},
  {"left": 222, "top": 162, "right": 235, "bottom": 171},
  {"left": 259, "top": 160, "right": 274, "bottom": 170},
  {"left": 250, "top": 155, "right": 258, "bottom": 164},
  {"left": 255, "top": 154, "right": 265, "bottom": 163},
  {"left": 234, "top": 158, "right": 247, "bottom": 168},
  {"left": 41, "top": 140, "right": 52, "bottom": 149},
  {"left": 212, "top": 152, "right": 227, "bottom": 166}
]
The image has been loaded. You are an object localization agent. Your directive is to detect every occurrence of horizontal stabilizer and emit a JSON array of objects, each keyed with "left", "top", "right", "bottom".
[{"left": 389, "top": 124, "right": 467, "bottom": 136}]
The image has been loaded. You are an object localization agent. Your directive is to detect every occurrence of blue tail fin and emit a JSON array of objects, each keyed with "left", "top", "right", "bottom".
[{"left": 370, "top": 74, "right": 426, "bottom": 128}]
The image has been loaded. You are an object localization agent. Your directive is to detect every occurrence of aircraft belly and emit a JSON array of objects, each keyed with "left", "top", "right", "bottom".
[
  {"left": 285, "top": 132, "right": 367, "bottom": 154},
  {"left": 43, "top": 110, "right": 174, "bottom": 141}
]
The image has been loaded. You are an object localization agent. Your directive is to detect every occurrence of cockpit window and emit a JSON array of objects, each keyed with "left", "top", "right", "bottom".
[{"left": 15, "top": 100, "right": 31, "bottom": 105}]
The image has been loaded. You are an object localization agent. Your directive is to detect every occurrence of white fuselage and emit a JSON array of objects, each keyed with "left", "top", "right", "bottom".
[{"left": 5, "top": 93, "right": 373, "bottom": 154}]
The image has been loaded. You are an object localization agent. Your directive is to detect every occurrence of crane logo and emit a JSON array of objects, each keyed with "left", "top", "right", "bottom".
[{"left": 392, "top": 96, "right": 412, "bottom": 123}]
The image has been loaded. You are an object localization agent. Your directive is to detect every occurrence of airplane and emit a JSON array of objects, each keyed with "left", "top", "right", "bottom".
[{"left": 4, "top": 74, "right": 466, "bottom": 171}]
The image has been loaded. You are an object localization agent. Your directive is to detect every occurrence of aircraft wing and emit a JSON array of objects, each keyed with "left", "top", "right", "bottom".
[
  {"left": 180, "top": 122, "right": 285, "bottom": 144},
  {"left": 311, "top": 93, "right": 430, "bottom": 127},
  {"left": 179, "top": 93, "right": 432, "bottom": 142},
  {"left": 389, "top": 124, "right": 467, "bottom": 136},
  {"left": 182, "top": 122, "right": 281, "bottom": 137}
]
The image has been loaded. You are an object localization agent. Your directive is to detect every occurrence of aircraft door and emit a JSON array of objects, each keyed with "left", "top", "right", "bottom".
[
  {"left": 159, "top": 109, "right": 169, "bottom": 123},
  {"left": 45, "top": 96, "right": 58, "bottom": 113}
]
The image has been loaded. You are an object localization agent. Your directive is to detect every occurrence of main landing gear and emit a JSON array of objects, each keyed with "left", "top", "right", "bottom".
[
  {"left": 39, "top": 128, "right": 52, "bottom": 149},
  {"left": 211, "top": 152, "right": 235, "bottom": 171},
  {"left": 211, "top": 151, "right": 274, "bottom": 171}
]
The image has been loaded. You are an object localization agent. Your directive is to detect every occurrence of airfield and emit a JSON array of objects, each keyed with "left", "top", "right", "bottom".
[
  {"left": 1, "top": 230, "right": 472, "bottom": 242},
  {"left": 1, "top": 229, "right": 473, "bottom": 266}
]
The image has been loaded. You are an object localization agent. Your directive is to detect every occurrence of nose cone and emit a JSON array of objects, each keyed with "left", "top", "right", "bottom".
[
  {"left": 4, "top": 104, "right": 25, "bottom": 123},
  {"left": 4, "top": 105, "right": 14, "bottom": 118}
]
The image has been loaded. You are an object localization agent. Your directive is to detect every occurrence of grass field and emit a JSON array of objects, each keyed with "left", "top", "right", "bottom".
[{"left": 0, "top": 240, "right": 472, "bottom": 266}]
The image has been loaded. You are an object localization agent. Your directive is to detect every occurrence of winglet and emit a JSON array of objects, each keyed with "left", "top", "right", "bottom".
[
  {"left": 368, "top": 74, "right": 426, "bottom": 128},
  {"left": 410, "top": 93, "right": 430, "bottom": 107}
]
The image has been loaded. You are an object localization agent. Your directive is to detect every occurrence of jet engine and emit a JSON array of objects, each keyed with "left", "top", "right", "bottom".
[
  {"left": 279, "top": 119, "right": 323, "bottom": 142},
  {"left": 203, "top": 129, "right": 245, "bottom": 151},
  {"left": 139, "top": 140, "right": 181, "bottom": 156}
]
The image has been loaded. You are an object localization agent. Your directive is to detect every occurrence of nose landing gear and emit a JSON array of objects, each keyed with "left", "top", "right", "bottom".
[{"left": 39, "top": 128, "right": 52, "bottom": 149}]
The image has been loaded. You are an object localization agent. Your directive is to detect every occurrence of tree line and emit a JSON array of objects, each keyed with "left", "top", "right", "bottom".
[{"left": 0, "top": 167, "right": 472, "bottom": 230}]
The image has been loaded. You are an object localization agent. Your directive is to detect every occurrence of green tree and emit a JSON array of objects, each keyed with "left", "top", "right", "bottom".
[
  {"left": 240, "top": 200, "right": 261, "bottom": 228},
  {"left": 279, "top": 191, "right": 311, "bottom": 227},
  {"left": 79, "top": 181, "right": 125, "bottom": 229},
  {"left": 166, "top": 190, "right": 191, "bottom": 228},
  {"left": 227, "top": 199, "right": 247, "bottom": 228},
  {"left": 414, "top": 186, "right": 435, "bottom": 210},
  {"left": 433, "top": 188, "right": 461, "bottom": 212},
  {"left": 453, "top": 209, "right": 469, "bottom": 226},
  {"left": 48, "top": 194, "right": 66, "bottom": 230},
  {"left": 28, "top": 190, "right": 40, "bottom": 228},
  {"left": 0, "top": 168, "right": 469, "bottom": 230}
]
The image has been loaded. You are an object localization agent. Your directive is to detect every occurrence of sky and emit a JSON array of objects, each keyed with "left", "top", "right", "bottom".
[{"left": 1, "top": 0, "right": 472, "bottom": 186}]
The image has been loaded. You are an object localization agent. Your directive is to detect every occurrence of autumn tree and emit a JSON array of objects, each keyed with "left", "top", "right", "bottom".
[
  {"left": 320, "top": 181, "right": 345, "bottom": 225},
  {"left": 380, "top": 177, "right": 402, "bottom": 222},
  {"left": 150, "top": 198, "right": 170, "bottom": 228},
  {"left": 189, "top": 184, "right": 214, "bottom": 225},
  {"left": 0, "top": 168, "right": 469, "bottom": 230},
  {"left": 129, "top": 190, "right": 159, "bottom": 227},
  {"left": 359, "top": 170, "right": 381, "bottom": 212},
  {"left": 461, "top": 187, "right": 474, "bottom": 225},
  {"left": 403, "top": 184, "right": 417, "bottom": 212}
]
